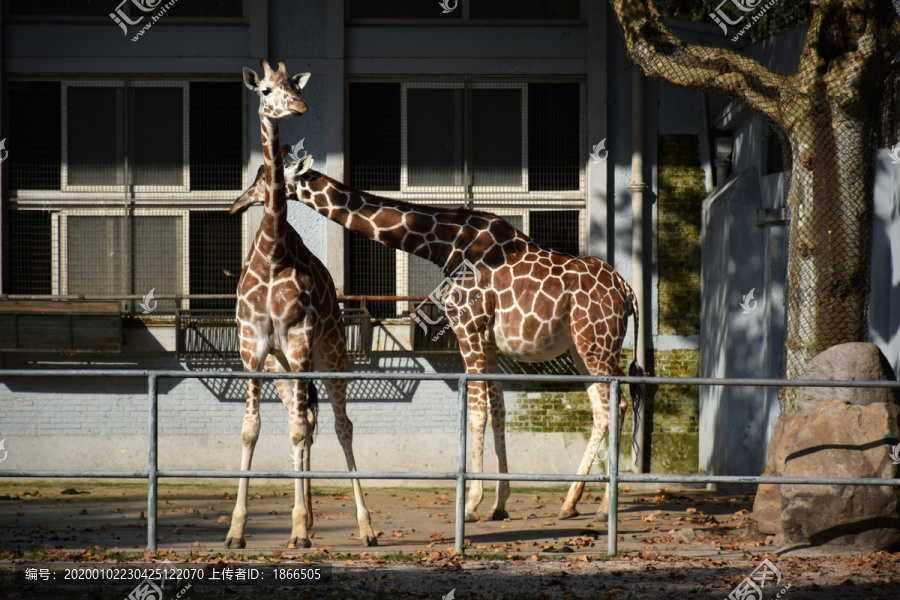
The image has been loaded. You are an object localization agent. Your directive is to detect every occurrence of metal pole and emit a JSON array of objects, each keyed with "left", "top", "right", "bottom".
[
  {"left": 454, "top": 375, "right": 468, "bottom": 554},
  {"left": 147, "top": 373, "right": 158, "bottom": 552},
  {"left": 607, "top": 379, "right": 619, "bottom": 556},
  {"left": 629, "top": 66, "right": 648, "bottom": 474}
]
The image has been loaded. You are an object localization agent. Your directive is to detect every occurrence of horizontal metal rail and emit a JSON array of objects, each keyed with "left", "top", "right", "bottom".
[{"left": 1, "top": 368, "right": 899, "bottom": 555}]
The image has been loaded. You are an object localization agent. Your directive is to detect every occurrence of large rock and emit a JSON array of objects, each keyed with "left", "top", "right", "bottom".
[
  {"left": 797, "top": 343, "right": 898, "bottom": 412},
  {"left": 775, "top": 399, "right": 900, "bottom": 550},
  {"left": 752, "top": 411, "right": 797, "bottom": 535}
]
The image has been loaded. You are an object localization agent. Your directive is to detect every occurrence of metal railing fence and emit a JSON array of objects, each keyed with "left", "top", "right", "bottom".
[{"left": 1, "top": 369, "right": 899, "bottom": 555}]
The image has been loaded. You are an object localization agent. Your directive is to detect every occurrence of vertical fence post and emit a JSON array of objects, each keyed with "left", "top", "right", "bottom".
[
  {"left": 607, "top": 378, "right": 619, "bottom": 556},
  {"left": 147, "top": 373, "right": 158, "bottom": 552},
  {"left": 454, "top": 375, "right": 468, "bottom": 554}
]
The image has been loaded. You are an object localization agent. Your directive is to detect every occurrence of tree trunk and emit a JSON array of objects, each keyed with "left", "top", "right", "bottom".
[{"left": 782, "top": 100, "right": 874, "bottom": 411}]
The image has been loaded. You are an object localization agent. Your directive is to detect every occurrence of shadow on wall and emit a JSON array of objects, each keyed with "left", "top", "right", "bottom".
[
  {"left": 871, "top": 152, "right": 900, "bottom": 375},
  {"left": 700, "top": 168, "right": 782, "bottom": 485}
]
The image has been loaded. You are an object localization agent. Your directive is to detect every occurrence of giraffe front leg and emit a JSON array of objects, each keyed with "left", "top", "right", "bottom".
[
  {"left": 464, "top": 380, "right": 489, "bottom": 522},
  {"left": 288, "top": 385, "right": 314, "bottom": 549},
  {"left": 559, "top": 381, "right": 611, "bottom": 520},
  {"left": 226, "top": 377, "right": 262, "bottom": 549},
  {"left": 486, "top": 376, "right": 510, "bottom": 521}
]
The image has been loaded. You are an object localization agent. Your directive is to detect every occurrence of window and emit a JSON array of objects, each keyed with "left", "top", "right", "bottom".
[
  {"left": 9, "top": 0, "right": 243, "bottom": 18},
  {"left": 403, "top": 84, "right": 526, "bottom": 193},
  {"left": 347, "top": 79, "right": 585, "bottom": 320},
  {"left": 63, "top": 82, "right": 187, "bottom": 192},
  {"left": 348, "top": 0, "right": 580, "bottom": 21},
  {"left": 4, "top": 79, "right": 245, "bottom": 312},
  {"left": 349, "top": 79, "right": 582, "bottom": 199}
]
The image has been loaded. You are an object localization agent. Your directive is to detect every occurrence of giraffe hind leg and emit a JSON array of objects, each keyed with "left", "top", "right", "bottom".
[{"left": 326, "top": 377, "right": 378, "bottom": 546}]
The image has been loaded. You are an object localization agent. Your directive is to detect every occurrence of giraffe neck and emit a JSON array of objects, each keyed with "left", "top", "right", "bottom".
[
  {"left": 295, "top": 172, "right": 519, "bottom": 273},
  {"left": 256, "top": 116, "right": 290, "bottom": 264}
]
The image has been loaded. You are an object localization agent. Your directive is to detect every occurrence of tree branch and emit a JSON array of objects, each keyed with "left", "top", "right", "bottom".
[{"left": 610, "top": 0, "right": 786, "bottom": 124}]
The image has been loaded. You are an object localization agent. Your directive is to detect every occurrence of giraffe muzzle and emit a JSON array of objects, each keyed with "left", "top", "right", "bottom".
[{"left": 288, "top": 101, "right": 308, "bottom": 115}]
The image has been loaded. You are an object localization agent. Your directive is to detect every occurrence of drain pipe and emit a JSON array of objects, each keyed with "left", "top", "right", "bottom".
[{"left": 629, "top": 67, "right": 648, "bottom": 474}]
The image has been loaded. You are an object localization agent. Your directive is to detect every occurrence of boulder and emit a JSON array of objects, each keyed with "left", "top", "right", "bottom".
[
  {"left": 752, "top": 411, "right": 797, "bottom": 535},
  {"left": 797, "top": 343, "right": 898, "bottom": 412},
  {"left": 776, "top": 399, "right": 900, "bottom": 550}
]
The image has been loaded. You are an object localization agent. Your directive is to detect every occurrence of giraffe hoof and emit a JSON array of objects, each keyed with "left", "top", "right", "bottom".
[
  {"left": 225, "top": 536, "right": 246, "bottom": 549},
  {"left": 595, "top": 511, "right": 609, "bottom": 522},
  {"left": 464, "top": 511, "right": 481, "bottom": 523},
  {"left": 288, "top": 536, "right": 312, "bottom": 549},
  {"left": 558, "top": 508, "right": 580, "bottom": 520},
  {"left": 490, "top": 509, "right": 509, "bottom": 521},
  {"left": 362, "top": 536, "right": 378, "bottom": 547}
]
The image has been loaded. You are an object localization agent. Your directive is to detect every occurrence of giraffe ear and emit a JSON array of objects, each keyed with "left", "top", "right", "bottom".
[
  {"left": 292, "top": 72, "right": 311, "bottom": 90},
  {"left": 295, "top": 154, "right": 315, "bottom": 176},
  {"left": 243, "top": 67, "right": 261, "bottom": 92},
  {"left": 230, "top": 165, "right": 265, "bottom": 214}
]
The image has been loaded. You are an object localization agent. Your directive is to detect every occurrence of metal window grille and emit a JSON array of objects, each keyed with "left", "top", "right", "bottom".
[
  {"left": 346, "top": 231, "right": 398, "bottom": 319},
  {"left": 6, "top": 210, "right": 53, "bottom": 294},
  {"left": 190, "top": 82, "right": 244, "bottom": 191},
  {"left": 3, "top": 77, "right": 245, "bottom": 312},
  {"left": 348, "top": 0, "right": 463, "bottom": 19},
  {"left": 189, "top": 211, "right": 243, "bottom": 311},
  {"left": 7, "top": 81, "right": 61, "bottom": 191},
  {"left": 529, "top": 210, "right": 582, "bottom": 256},
  {"left": 470, "top": 0, "right": 581, "bottom": 19},
  {"left": 348, "top": 0, "right": 579, "bottom": 20},
  {"left": 528, "top": 83, "right": 582, "bottom": 191},
  {"left": 8, "top": 0, "right": 243, "bottom": 17},
  {"left": 348, "top": 82, "right": 401, "bottom": 191}
]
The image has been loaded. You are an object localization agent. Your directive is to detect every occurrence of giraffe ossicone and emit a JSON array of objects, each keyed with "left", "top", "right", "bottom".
[
  {"left": 227, "top": 61, "right": 376, "bottom": 550},
  {"left": 235, "top": 150, "right": 645, "bottom": 524}
]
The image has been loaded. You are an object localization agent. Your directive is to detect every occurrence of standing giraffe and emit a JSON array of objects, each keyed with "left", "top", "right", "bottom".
[
  {"left": 233, "top": 157, "right": 644, "bottom": 523},
  {"left": 227, "top": 61, "right": 376, "bottom": 549}
]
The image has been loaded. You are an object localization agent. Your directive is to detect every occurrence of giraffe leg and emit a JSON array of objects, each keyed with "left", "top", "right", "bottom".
[
  {"left": 327, "top": 378, "right": 378, "bottom": 546},
  {"left": 559, "top": 349, "right": 620, "bottom": 521},
  {"left": 226, "top": 349, "right": 264, "bottom": 549},
  {"left": 456, "top": 334, "right": 493, "bottom": 523},
  {"left": 464, "top": 380, "right": 489, "bottom": 522},
  {"left": 596, "top": 386, "right": 627, "bottom": 520},
  {"left": 559, "top": 378, "right": 612, "bottom": 520},
  {"left": 283, "top": 341, "right": 315, "bottom": 549},
  {"left": 484, "top": 350, "right": 510, "bottom": 521}
]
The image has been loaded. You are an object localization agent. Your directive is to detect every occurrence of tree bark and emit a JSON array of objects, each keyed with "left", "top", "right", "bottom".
[{"left": 609, "top": 0, "right": 900, "bottom": 411}]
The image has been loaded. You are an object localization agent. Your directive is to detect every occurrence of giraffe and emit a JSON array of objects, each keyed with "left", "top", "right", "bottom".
[
  {"left": 227, "top": 61, "right": 376, "bottom": 549},
  {"left": 232, "top": 156, "right": 644, "bottom": 524}
]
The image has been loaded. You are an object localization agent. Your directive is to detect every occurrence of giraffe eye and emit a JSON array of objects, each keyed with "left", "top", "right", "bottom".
[{"left": 261, "top": 88, "right": 271, "bottom": 96}]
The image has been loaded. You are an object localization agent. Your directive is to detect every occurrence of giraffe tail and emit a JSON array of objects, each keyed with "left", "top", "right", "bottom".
[
  {"left": 614, "top": 272, "right": 645, "bottom": 467},
  {"left": 308, "top": 380, "right": 320, "bottom": 436}
]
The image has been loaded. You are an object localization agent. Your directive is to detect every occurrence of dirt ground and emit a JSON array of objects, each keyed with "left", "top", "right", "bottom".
[{"left": 1, "top": 481, "right": 898, "bottom": 599}]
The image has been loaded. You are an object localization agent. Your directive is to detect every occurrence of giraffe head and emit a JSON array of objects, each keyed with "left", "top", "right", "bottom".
[
  {"left": 243, "top": 59, "right": 311, "bottom": 120},
  {"left": 231, "top": 150, "right": 314, "bottom": 214}
]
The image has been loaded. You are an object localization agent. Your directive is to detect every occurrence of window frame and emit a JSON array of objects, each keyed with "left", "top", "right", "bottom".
[
  {"left": 60, "top": 80, "right": 191, "bottom": 194},
  {"left": 11, "top": 76, "right": 246, "bottom": 201},
  {"left": 345, "top": 0, "right": 585, "bottom": 25},
  {"left": 349, "top": 76, "right": 586, "bottom": 205},
  {"left": 400, "top": 81, "right": 529, "bottom": 196}
]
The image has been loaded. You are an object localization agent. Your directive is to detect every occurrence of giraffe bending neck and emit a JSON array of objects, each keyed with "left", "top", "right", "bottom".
[{"left": 236, "top": 161, "right": 529, "bottom": 275}]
